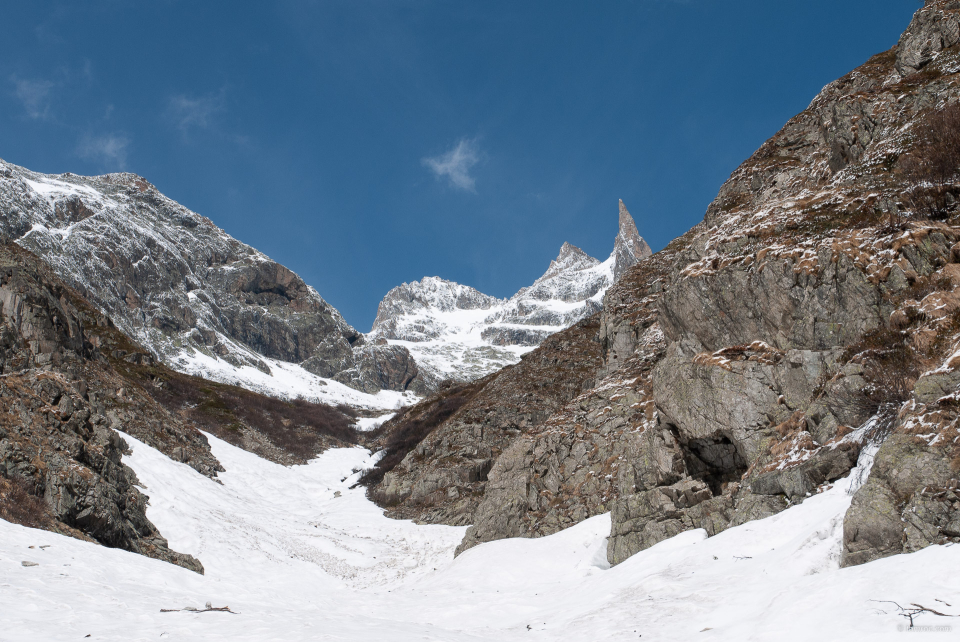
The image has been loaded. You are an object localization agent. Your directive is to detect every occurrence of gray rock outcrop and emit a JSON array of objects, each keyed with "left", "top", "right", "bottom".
[
  {"left": 0, "top": 242, "right": 219, "bottom": 572},
  {"left": 369, "top": 1, "right": 960, "bottom": 571},
  {"left": 375, "top": 315, "right": 604, "bottom": 526}
]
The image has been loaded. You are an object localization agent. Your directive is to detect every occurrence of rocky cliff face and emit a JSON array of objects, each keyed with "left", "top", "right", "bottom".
[
  {"left": 0, "top": 242, "right": 216, "bottom": 572},
  {"left": 368, "top": 202, "right": 652, "bottom": 386},
  {"left": 370, "top": 1, "right": 960, "bottom": 568},
  {"left": 0, "top": 240, "right": 365, "bottom": 570},
  {"left": 372, "top": 315, "right": 603, "bottom": 526},
  {"left": 0, "top": 161, "right": 424, "bottom": 399}
]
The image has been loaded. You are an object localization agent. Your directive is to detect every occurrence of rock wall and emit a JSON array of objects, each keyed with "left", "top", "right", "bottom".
[
  {"left": 0, "top": 242, "right": 218, "bottom": 571},
  {"left": 376, "top": 315, "right": 604, "bottom": 526}
]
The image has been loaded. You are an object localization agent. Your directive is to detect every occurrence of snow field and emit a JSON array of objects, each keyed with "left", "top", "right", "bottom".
[
  {"left": 1, "top": 434, "right": 958, "bottom": 641},
  {"left": 173, "top": 349, "right": 417, "bottom": 411}
]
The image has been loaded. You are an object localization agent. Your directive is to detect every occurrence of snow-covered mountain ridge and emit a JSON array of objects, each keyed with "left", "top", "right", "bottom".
[
  {"left": 0, "top": 158, "right": 650, "bottom": 398},
  {"left": 369, "top": 200, "right": 652, "bottom": 384},
  {"left": 0, "top": 160, "right": 422, "bottom": 406}
]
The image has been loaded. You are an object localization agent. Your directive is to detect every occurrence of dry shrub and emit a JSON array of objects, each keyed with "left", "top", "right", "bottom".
[
  {"left": 832, "top": 327, "right": 919, "bottom": 421},
  {"left": 359, "top": 392, "right": 472, "bottom": 490},
  {"left": 900, "top": 102, "right": 960, "bottom": 220},
  {"left": 0, "top": 476, "right": 48, "bottom": 529},
  {"left": 774, "top": 411, "right": 807, "bottom": 438},
  {"left": 147, "top": 369, "right": 358, "bottom": 461},
  {"left": 769, "top": 431, "right": 817, "bottom": 460}
]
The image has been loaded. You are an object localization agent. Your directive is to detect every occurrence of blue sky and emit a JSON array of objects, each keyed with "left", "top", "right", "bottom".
[{"left": 1, "top": 1, "right": 917, "bottom": 330}]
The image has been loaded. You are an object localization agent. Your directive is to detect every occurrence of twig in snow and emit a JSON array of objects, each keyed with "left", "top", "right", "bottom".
[
  {"left": 160, "top": 605, "right": 239, "bottom": 614},
  {"left": 870, "top": 600, "right": 959, "bottom": 629}
]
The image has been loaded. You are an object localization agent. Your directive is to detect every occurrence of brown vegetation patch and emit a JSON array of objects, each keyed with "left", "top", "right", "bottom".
[
  {"left": 833, "top": 327, "right": 919, "bottom": 419},
  {"left": 0, "top": 476, "right": 47, "bottom": 530},
  {"left": 133, "top": 366, "right": 359, "bottom": 463},
  {"left": 359, "top": 379, "right": 485, "bottom": 492},
  {"left": 0, "top": 475, "right": 94, "bottom": 542},
  {"left": 900, "top": 102, "right": 960, "bottom": 221}
]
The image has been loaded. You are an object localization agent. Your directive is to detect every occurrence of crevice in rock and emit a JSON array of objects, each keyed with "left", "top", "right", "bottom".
[
  {"left": 470, "top": 458, "right": 494, "bottom": 483},
  {"left": 668, "top": 425, "right": 748, "bottom": 496}
]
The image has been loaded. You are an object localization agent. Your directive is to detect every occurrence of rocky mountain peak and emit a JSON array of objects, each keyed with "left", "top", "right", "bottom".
[
  {"left": 370, "top": 276, "right": 502, "bottom": 343},
  {"left": 540, "top": 242, "right": 600, "bottom": 280},
  {"left": 366, "top": 201, "right": 654, "bottom": 386},
  {"left": 0, "top": 159, "right": 426, "bottom": 401},
  {"left": 612, "top": 199, "right": 653, "bottom": 281}
]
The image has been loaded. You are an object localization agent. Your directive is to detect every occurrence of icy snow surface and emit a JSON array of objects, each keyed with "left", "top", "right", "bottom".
[
  {"left": 2, "top": 435, "right": 958, "bottom": 641},
  {"left": 355, "top": 413, "right": 396, "bottom": 432}
]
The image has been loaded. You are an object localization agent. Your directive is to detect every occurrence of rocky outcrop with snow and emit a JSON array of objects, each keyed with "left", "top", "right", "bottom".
[
  {"left": 0, "top": 242, "right": 217, "bottom": 572},
  {"left": 371, "top": 1, "right": 960, "bottom": 569},
  {"left": 0, "top": 161, "right": 425, "bottom": 402},
  {"left": 369, "top": 201, "right": 652, "bottom": 385}
]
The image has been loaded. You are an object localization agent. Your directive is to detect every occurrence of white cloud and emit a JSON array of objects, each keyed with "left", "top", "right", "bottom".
[
  {"left": 422, "top": 138, "right": 480, "bottom": 192},
  {"left": 12, "top": 77, "right": 54, "bottom": 119},
  {"left": 167, "top": 92, "right": 223, "bottom": 132},
  {"left": 76, "top": 133, "right": 130, "bottom": 170}
]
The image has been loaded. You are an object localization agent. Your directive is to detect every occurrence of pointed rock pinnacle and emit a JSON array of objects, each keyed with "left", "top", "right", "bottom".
[{"left": 612, "top": 200, "right": 653, "bottom": 282}]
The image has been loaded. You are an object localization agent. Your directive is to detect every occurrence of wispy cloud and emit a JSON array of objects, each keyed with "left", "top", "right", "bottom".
[
  {"left": 76, "top": 133, "right": 130, "bottom": 170},
  {"left": 11, "top": 77, "right": 55, "bottom": 119},
  {"left": 423, "top": 138, "right": 480, "bottom": 192},
  {"left": 167, "top": 91, "right": 224, "bottom": 133}
]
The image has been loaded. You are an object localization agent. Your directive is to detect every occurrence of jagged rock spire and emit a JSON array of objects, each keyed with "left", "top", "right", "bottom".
[{"left": 612, "top": 199, "right": 653, "bottom": 281}]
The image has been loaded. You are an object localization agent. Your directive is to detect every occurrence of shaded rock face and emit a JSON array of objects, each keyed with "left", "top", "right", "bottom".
[
  {"left": 456, "top": 331, "right": 667, "bottom": 554},
  {"left": 376, "top": 315, "right": 604, "bottom": 526},
  {"left": 0, "top": 243, "right": 220, "bottom": 572},
  {"left": 0, "top": 163, "right": 421, "bottom": 396},
  {"left": 324, "top": 343, "right": 423, "bottom": 394},
  {"left": 367, "top": 202, "right": 652, "bottom": 387},
  {"left": 371, "top": 1, "right": 960, "bottom": 570},
  {"left": 0, "top": 371, "right": 203, "bottom": 574}
]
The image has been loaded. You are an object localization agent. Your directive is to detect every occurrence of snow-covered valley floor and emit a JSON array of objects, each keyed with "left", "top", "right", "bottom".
[{"left": 2, "top": 434, "right": 958, "bottom": 641}]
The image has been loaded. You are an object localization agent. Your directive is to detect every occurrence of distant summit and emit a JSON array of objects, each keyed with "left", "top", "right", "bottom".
[{"left": 368, "top": 201, "right": 653, "bottom": 386}]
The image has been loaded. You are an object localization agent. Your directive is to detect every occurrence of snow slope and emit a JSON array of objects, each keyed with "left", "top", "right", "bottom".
[
  {"left": 2, "top": 434, "right": 957, "bottom": 641},
  {"left": 172, "top": 348, "right": 417, "bottom": 411}
]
